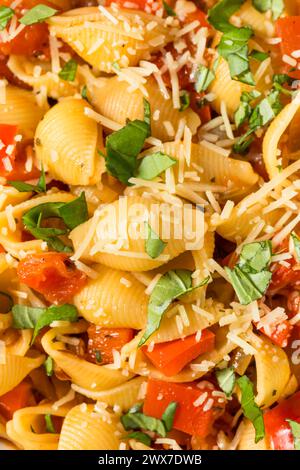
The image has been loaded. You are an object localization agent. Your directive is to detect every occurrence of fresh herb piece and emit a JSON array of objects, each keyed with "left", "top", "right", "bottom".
[
  {"left": 45, "top": 414, "right": 56, "bottom": 433},
  {"left": 216, "top": 367, "right": 236, "bottom": 397},
  {"left": 163, "top": 0, "right": 176, "bottom": 16},
  {"left": 234, "top": 90, "right": 261, "bottom": 128},
  {"left": 22, "top": 192, "right": 88, "bottom": 252},
  {"left": 0, "top": 6, "right": 14, "bottom": 30},
  {"left": 44, "top": 356, "right": 54, "bottom": 377},
  {"left": 252, "top": 0, "right": 284, "bottom": 20},
  {"left": 0, "top": 292, "right": 13, "bottom": 314},
  {"left": 12, "top": 303, "right": 78, "bottom": 343},
  {"left": 121, "top": 402, "right": 177, "bottom": 438},
  {"left": 105, "top": 99, "right": 151, "bottom": 184},
  {"left": 81, "top": 85, "right": 88, "bottom": 101},
  {"left": 225, "top": 241, "right": 272, "bottom": 305},
  {"left": 273, "top": 74, "right": 293, "bottom": 86},
  {"left": 145, "top": 223, "right": 166, "bottom": 259},
  {"left": 179, "top": 90, "right": 190, "bottom": 111},
  {"left": 194, "top": 64, "right": 216, "bottom": 92},
  {"left": 20, "top": 4, "right": 57, "bottom": 25},
  {"left": 125, "top": 431, "right": 151, "bottom": 446},
  {"left": 233, "top": 128, "right": 255, "bottom": 154},
  {"left": 95, "top": 350, "right": 103, "bottom": 364},
  {"left": 9, "top": 166, "right": 46, "bottom": 194},
  {"left": 237, "top": 375, "right": 265, "bottom": 443},
  {"left": 58, "top": 59, "right": 78, "bottom": 82},
  {"left": 291, "top": 232, "right": 300, "bottom": 262},
  {"left": 249, "top": 50, "right": 269, "bottom": 62},
  {"left": 136, "top": 152, "right": 176, "bottom": 180},
  {"left": 286, "top": 419, "right": 300, "bottom": 450},
  {"left": 161, "top": 402, "right": 177, "bottom": 432},
  {"left": 208, "top": 0, "right": 246, "bottom": 32},
  {"left": 139, "top": 270, "right": 209, "bottom": 346}
]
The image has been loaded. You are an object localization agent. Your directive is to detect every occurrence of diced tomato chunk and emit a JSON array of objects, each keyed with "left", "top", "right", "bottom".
[
  {"left": 143, "top": 379, "right": 225, "bottom": 437},
  {"left": 87, "top": 326, "right": 134, "bottom": 365},
  {"left": 142, "top": 330, "right": 215, "bottom": 376},
  {"left": 256, "top": 320, "right": 293, "bottom": 348},
  {"left": 17, "top": 252, "right": 87, "bottom": 304},
  {"left": 264, "top": 391, "right": 300, "bottom": 450},
  {"left": 276, "top": 17, "right": 300, "bottom": 79},
  {"left": 0, "top": 381, "right": 33, "bottom": 420},
  {"left": 0, "top": 124, "right": 17, "bottom": 173},
  {"left": 183, "top": 8, "right": 210, "bottom": 27}
]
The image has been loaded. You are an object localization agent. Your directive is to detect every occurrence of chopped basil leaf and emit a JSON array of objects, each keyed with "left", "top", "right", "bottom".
[
  {"left": 126, "top": 431, "right": 151, "bottom": 446},
  {"left": 121, "top": 402, "right": 177, "bottom": 438},
  {"left": 252, "top": 0, "right": 284, "bottom": 20},
  {"left": 234, "top": 90, "right": 261, "bottom": 128},
  {"left": 20, "top": 4, "right": 57, "bottom": 25},
  {"left": 105, "top": 99, "right": 151, "bottom": 185},
  {"left": 95, "top": 350, "right": 103, "bottom": 363},
  {"left": 273, "top": 74, "right": 293, "bottom": 86},
  {"left": 249, "top": 50, "right": 269, "bottom": 62},
  {"left": 291, "top": 232, "right": 300, "bottom": 262},
  {"left": 179, "top": 90, "right": 190, "bottom": 111},
  {"left": 216, "top": 367, "right": 236, "bottom": 397},
  {"left": 0, "top": 292, "right": 13, "bottom": 314},
  {"left": 22, "top": 192, "right": 88, "bottom": 252},
  {"left": 45, "top": 414, "right": 56, "bottom": 434},
  {"left": 194, "top": 64, "right": 215, "bottom": 92},
  {"left": 225, "top": 241, "right": 272, "bottom": 305},
  {"left": 0, "top": 6, "right": 14, "bottom": 30},
  {"left": 161, "top": 402, "right": 177, "bottom": 432},
  {"left": 139, "top": 270, "right": 209, "bottom": 346},
  {"left": 208, "top": 0, "right": 246, "bottom": 32},
  {"left": 136, "top": 152, "right": 176, "bottom": 180},
  {"left": 81, "top": 85, "right": 88, "bottom": 101},
  {"left": 9, "top": 166, "right": 46, "bottom": 194},
  {"left": 12, "top": 303, "right": 78, "bottom": 343},
  {"left": 163, "top": 0, "right": 176, "bottom": 17},
  {"left": 58, "top": 59, "right": 78, "bottom": 82},
  {"left": 44, "top": 356, "right": 54, "bottom": 377},
  {"left": 145, "top": 222, "right": 167, "bottom": 259},
  {"left": 286, "top": 419, "right": 300, "bottom": 450},
  {"left": 233, "top": 128, "right": 255, "bottom": 154},
  {"left": 237, "top": 375, "right": 265, "bottom": 442}
]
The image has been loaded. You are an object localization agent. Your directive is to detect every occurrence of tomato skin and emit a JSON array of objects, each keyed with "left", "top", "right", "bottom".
[
  {"left": 264, "top": 391, "right": 300, "bottom": 450},
  {"left": 17, "top": 253, "right": 87, "bottom": 304},
  {"left": 257, "top": 320, "right": 293, "bottom": 348},
  {"left": 0, "top": 381, "right": 33, "bottom": 420},
  {"left": 87, "top": 326, "right": 134, "bottom": 365}
]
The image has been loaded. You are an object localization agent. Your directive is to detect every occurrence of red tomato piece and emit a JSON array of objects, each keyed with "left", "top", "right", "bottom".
[
  {"left": 143, "top": 379, "right": 225, "bottom": 437},
  {"left": 142, "top": 330, "right": 215, "bottom": 376},
  {"left": 0, "top": 124, "right": 17, "bottom": 171},
  {"left": 257, "top": 320, "right": 293, "bottom": 348},
  {"left": 276, "top": 17, "right": 300, "bottom": 79},
  {"left": 264, "top": 391, "right": 300, "bottom": 450},
  {"left": 0, "top": 381, "right": 33, "bottom": 420},
  {"left": 87, "top": 325, "right": 134, "bottom": 365},
  {"left": 17, "top": 252, "right": 87, "bottom": 304}
]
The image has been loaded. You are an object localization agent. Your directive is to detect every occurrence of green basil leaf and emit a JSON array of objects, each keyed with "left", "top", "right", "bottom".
[
  {"left": 0, "top": 6, "right": 14, "bottom": 30},
  {"left": 161, "top": 402, "right": 177, "bottom": 432},
  {"left": 121, "top": 412, "right": 167, "bottom": 437},
  {"left": 105, "top": 99, "right": 151, "bottom": 184},
  {"left": 179, "top": 90, "right": 190, "bottom": 111},
  {"left": 233, "top": 128, "right": 255, "bottom": 154},
  {"left": 145, "top": 222, "right": 167, "bottom": 259},
  {"left": 216, "top": 367, "right": 236, "bottom": 397},
  {"left": 286, "top": 419, "right": 300, "bottom": 450},
  {"left": 58, "top": 192, "right": 88, "bottom": 230},
  {"left": 208, "top": 0, "right": 247, "bottom": 33},
  {"left": 139, "top": 270, "right": 209, "bottom": 346},
  {"left": 291, "top": 232, "right": 300, "bottom": 262},
  {"left": 58, "top": 59, "right": 78, "bottom": 82},
  {"left": 250, "top": 50, "right": 269, "bottom": 62},
  {"left": 0, "top": 291, "right": 13, "bottom": 314},
  {"left": 95, "top": 350, "right": 103, "bottom": 363},
  {"left": 20, "top": 4, "right": 57, "bottom": 25},
  {"left": 234, "top": 101, "right": 251, "bottom": 128},
  {"left": 273, "top": 74, "right": 293, "bottom": 86},
  {"left": 45, "top": 414, "right": 56, "bottom": 433},
  {"left": 125, "top": 431, "right": 151, "bottom": 446},
  {"left": 225, "top": 241, "right": 272, "bottom": 305},
  {"left": 237, "top": 375, "right": 265, "bottom": 443},
  {"left": 194, "top": 64, "right": 215, "bottom": 92},
  {"left": 44, "top": 356, "right": 54, "bottom": 377},
  {"left": 163, "top": 0, "right": 176, "bottom": 16},
  {"left": 81, "top": 84, "right": 88, "bottom": 101},
  {"left": 252, "top": 0, "right": 283, "bottom": 19},
  {"left": 12, "top": 303, "right": 78, "bottom": 343},
  {"left": 136, "top": 152, "right": 176, "bottom": 180},
  {"left": 9, "top": 166, "right": 46, "bottom": 194}
]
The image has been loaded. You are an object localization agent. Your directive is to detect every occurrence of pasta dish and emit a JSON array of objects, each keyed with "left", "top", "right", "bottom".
[{"left": 1, "top": 0, "right": 300, "bottom": 451}]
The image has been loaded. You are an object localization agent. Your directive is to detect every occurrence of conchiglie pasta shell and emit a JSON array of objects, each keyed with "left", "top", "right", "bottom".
[
  {"left": 41, "top": 323, "right": 134, "bottom": 391},
  {"left": 237, "top": 0, "right": 275, "bottom": 38},
  {"left": 71, "top": 376, "right": 145, "bottom": 410},
  {"left": 238, "top": 419, "right": 269, "bottom": 450},
  {"left": 0, "top": 186, "right": 31, "bottom": 211},
  {"left": 88, "top": 76, "right": 200, "bottom": 141},
  {"left": 73, "top": 265, "right": 148, "bottom": 328},
  {"left": 35, "top": 99, "right": 104, "bottom": 185},
  {"left": 70, "top": 195, "right": 202, "bottom": 271},
  {"left": 0, "top": 353, "right": 45, "bottom": 396},
  {"left": 48, "top": 7, "right": 173, "bottom": 72},
  {"left": 58, "top": 404, "right": 120, "bottom": 450},
  {"left": 0, "top": 86, "right": 48, "bottom": 139}
]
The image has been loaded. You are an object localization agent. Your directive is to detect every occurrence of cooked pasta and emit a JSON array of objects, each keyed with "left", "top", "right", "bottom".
[{"left": 1, "top": 0, "right": 300, "bottom": 454}]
